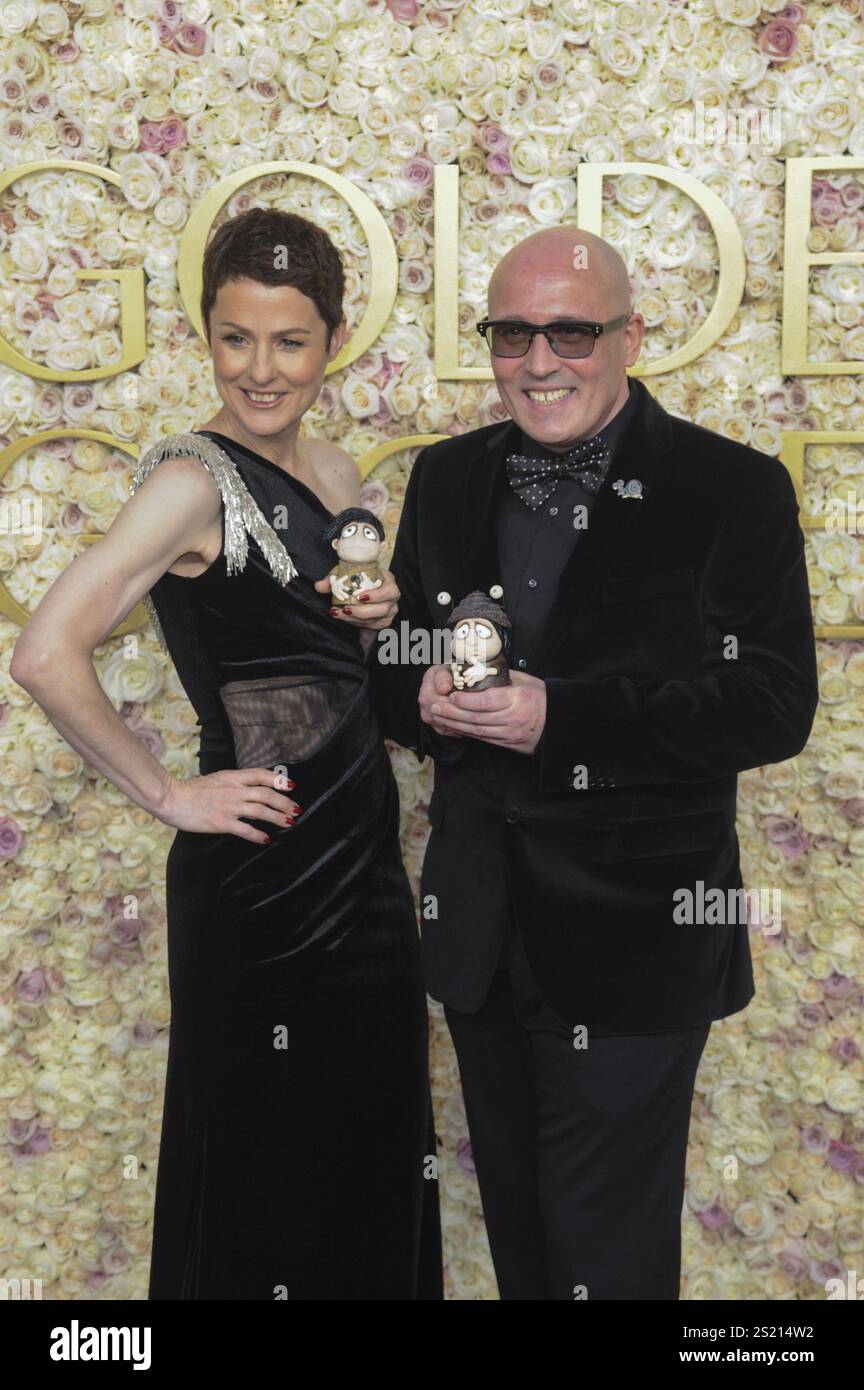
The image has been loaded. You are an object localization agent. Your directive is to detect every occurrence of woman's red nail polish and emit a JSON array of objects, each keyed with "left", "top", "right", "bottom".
[
  {"left": 263, "top": 835, "right": 271, "bottom": 844},
  {"left": 342, "top": 606, "right": 353, "bottom": 615},
  {"left": 359, "top": 593, "right": 370, "bottom": 601}
]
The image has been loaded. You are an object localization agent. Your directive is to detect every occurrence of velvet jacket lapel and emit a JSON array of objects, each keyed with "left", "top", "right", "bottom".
[{"left": 456, "top": 377, "right": 677, "bottom": 674}]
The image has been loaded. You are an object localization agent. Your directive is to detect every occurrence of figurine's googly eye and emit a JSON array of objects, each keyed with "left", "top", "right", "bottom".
[
  {"left": 454, "top": 623, "right": 470, "bottom": 639},
  {"left": 341, "top": 523, "right": 357, "bottom": 538},
  {"left": 362, "top": 525, "right": 378, "bottom": 540},
  {"left": 474, "top": 622, "right": 492, "bottom": 639}
]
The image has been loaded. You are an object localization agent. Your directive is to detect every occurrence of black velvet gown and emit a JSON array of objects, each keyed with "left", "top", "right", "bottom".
[{"left": 131, "top": 428, "right": 442, "bottom": 1300}]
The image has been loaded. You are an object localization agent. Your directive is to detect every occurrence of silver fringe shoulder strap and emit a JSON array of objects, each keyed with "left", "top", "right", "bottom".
[{"left": 128, "top": 431, "right": 299, "bottom": 653}]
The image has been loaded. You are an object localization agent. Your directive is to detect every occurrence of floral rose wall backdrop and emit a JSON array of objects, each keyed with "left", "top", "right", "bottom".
[{"left": 1, "top": 0, "right": 863, "bottom": 1300}]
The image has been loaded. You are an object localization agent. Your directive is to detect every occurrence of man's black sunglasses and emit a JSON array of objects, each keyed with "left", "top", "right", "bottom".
[{"left": 476, "top": 315, "right": 631, "bottom": 359}]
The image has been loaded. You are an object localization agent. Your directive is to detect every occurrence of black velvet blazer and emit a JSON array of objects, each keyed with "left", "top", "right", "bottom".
[{"left": 368, "top": 376, "right": 819, "bottom": 1034}]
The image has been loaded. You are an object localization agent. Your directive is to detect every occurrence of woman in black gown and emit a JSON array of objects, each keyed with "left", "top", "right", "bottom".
[{"left": 13, "top": 207, "right": 442, "bottom": 1299}]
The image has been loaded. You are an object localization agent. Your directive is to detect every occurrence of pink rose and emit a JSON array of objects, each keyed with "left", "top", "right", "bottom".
[
  {"left": 386, "top": 0, "right": 421, "bottom": 20},
  {"left": 132, "top": 1019, "right": 156, "bottom": 1046},
  {"left": 797, "top": 1003, "right": 826, "bottom": 1029},
  {"left": 316, "top": 385, "right": 339, "bottom": 415},
  {"left": 359, "top": 479, "right": 389, "bottom": 514},
  {"left": 824, "top": 970, "right": 854, "bottom": 998},
  {"left": 779, "top": 1251, "right": 808, "bottom": 1281},
  {"left": 840, "top": 798, "right": 864, "bottom": 824},
  {"left": 8, "top": 1117, "right": 37, "bottom": 1144},
  {"left": 486, "top": 151, "right": 511, "bottom": 175},
  {"left": 34, "top": 291, "right": 58, "bottom": 320},
  {"left": 377, "top": 353, "right": 400, "bottom": 384},
  {"left": 131, "top": 725, "right": 165, "bottom": 760},
  {"left": 173, "top": 23, "right": 208, "bottom": 56},
  {"left": 57, "top": 503, "right": 85, "bottom": 535},
  {"left": 758, "top": 19, "right": 799, "bottom": 62},
  {"left": 816, "top": 187, "right": 850, "bottom": 225},
  {"left": 827, "top": 1140, "right": 856, "bottom": 1172},
  {"left": 64, "top": 383, "right": 94, "bottom": 414},
  {"left": 810, "top": 833, "right": 836, "bottom": 851},
  {"left": 830, "top": 1036, "right": 860, "bottom": 1064},
  {"left": 779, "top": 3, "right": 805, "bottom": 21},
  {"left": 402, "top": 155, "right": 434, "bottom": 187},
  {"left": 109, "top": 916, "right": 143, "bottom": 948},
  {"left": 58, "top": 118, "right": 83, "bottom": 147},
  {"left": 50, "top": 41, "right": 80, "bottom": 63},
  {"left": 138, "top": 120, "right": 165, "bottom": 153},
  {"left": 787, "top": 381, "right": 808, "bottom": 410},
  {"left": 157, "top": 19, "right": 178, "bottom": 45},
  {"left": 160, "top": 116, "right": 187, "bottom": 149},
  {"left": 17, "top": 969, "right": 48, "bottom": 1003},
  {"left": 0, "top": 816, "right": 25, "bottom": 857},
  {"left": 780, "top": 830, "right": 808, "bottom": 858},
  {"left": 477, "top": 123, "right": 510, "bottom": 154},
  {"left": 456, "top": 1137, "right": 475, "bottom": 1175},
  {"left": 801, "top": 1123, "right": 830, "bottom": 1154},
  {"left": 536, "top": 61, "right": 563, "bottom": 89},
  {"left": 697, "top": 1204, "right": 727, "bottom": 1230},
  {"left": 103, "top": 1245, "right": 130, "bottom": 1274}
]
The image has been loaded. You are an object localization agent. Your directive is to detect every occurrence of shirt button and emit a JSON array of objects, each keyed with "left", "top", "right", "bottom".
[
  {"left": 549, "top": 506, "right": 558, "bottom": 515},
  {"left": 505, "top": 806, "right": 521, "bottom": 824},
  {"left": 517, "top": 658, "right": 527, "bottom": 669},
  {"left": 527, "top": 578, "right": 537, "bottom": 588}
]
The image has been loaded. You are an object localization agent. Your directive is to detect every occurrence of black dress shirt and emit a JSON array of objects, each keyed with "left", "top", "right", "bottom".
[{"left": 497, "top": 378, "right": 640, "bottom": 673}]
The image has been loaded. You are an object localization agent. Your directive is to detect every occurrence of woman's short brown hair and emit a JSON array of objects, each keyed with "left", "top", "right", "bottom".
[{"left": 200, "top": 207, "right": 345, "bottom": 346}]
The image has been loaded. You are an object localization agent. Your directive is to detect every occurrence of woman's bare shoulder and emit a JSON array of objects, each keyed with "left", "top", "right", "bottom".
[{"left": 302, "top": 436, "right": 360, "bottom": 509}]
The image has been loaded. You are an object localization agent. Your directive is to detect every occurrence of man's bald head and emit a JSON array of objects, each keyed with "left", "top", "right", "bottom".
[
  {"left": 481, "top": 226, "right": 643, "bottom": 452},
  {"left": 488, "top": 228, "right": 632, "bottom": 321}
]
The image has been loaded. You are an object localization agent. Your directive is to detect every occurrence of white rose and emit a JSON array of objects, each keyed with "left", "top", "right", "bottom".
[
  {"left": 99, "top": 648, "right": 163, "bottom": 705},
  {"left": 35, "top": 2, "right": 68, "bottom": 38},
  {"left": 528, "top": 178, "right": 577, "bottom": 224},
  {"left": 822, "top": 264, "right": 864, "bottom": 305},
  {"left": 118, "top": 155, "right": 162, "bottom": 211},
  {"left": 596, "top": 34, "right": 644, "bottom": 79},
  {"left": 9, "top": 232, "right": 49, "bottom": 279},
  {"left": 713, "top": 0, "right": 762, "bottom": 22},
  {"left": 340, "top": 377, "right": 380, "bottom": 420},
  {"left": 0, "top": 0, "right": 37, "bottom": 35},
  {"left": 509, "top": 136, "right": 550, "bottom": 183},
  {"left": 28, "top": 453, "right": 69, "bottom": 494}
]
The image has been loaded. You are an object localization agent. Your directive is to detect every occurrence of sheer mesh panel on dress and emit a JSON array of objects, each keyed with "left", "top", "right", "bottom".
[{"left": 219, "top": 674, "right": 359, "bottom": 766}]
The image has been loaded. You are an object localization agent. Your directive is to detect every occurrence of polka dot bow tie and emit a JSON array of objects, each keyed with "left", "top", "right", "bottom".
[{"left": 505, "top": 435, "right": 611, "bottom": 511}]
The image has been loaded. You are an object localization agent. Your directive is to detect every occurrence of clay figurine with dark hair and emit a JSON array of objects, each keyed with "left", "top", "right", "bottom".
[
  {"left": 324, "top": 507, "right": 386, "bottom": 604},
  {"left": 446, "top": 590, "right": 512, "bottom": 691}
]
